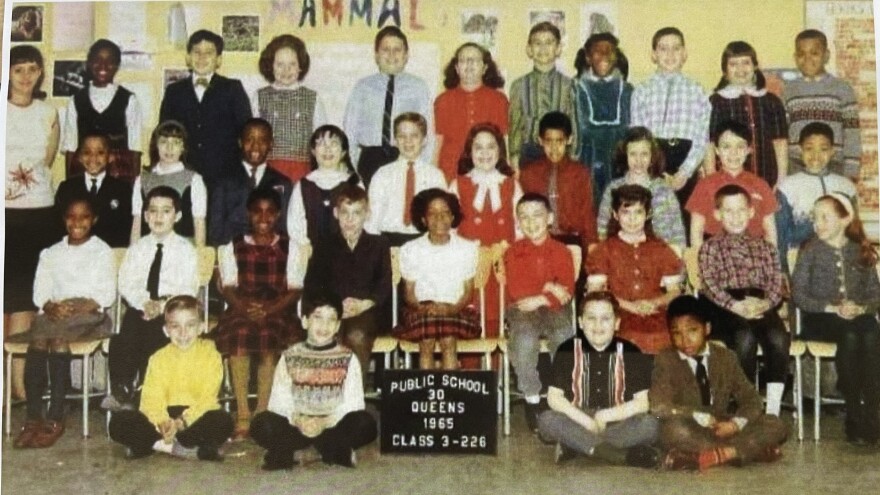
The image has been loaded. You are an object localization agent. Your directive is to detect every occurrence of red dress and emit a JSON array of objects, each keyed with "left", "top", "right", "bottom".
[
  {"left": 585, "top": 236, "right": 682, "bottom": 354},
  {"left": 434, "top": 86, "right": 509, "bottom": 183}
]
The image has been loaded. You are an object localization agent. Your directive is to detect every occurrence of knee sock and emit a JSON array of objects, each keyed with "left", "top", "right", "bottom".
[
  {"left": 698, "top": 447, "right": 737, "bottom": 471},
  {"left": 229, "top": 356, "right": 252, "bottom": 422},
  {"left": 765, "top": 382, "right": 785, "bottom": 416},
  {"left": 24, "top": 349, "right": 49, "bottom": 420},
  {"left": 255, "top": 356, "right": 275, "bottom": 414},
  {"left": 47, "top": 353, "right": 71, "bottom": 421}
]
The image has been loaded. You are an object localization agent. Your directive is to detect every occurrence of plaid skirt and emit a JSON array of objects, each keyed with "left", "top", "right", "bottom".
[
  {"left": 214, "top": 310, "right": 300, "bottom": 355},
  {"left": 394, "top": 305, "right": 481, "bottom": 342}
]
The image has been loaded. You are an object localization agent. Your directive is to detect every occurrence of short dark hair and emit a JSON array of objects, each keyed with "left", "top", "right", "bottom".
[
  {"left": 713, "top": 120, "right": 752, "bottom": 146},
  {"left": 539, "top": 111, "right": 573, "bottom": 138},
  {"left": 308, "top": 125, "right": 356, "bottom": 175},
  {"left": 714, "top": 40, "right": 767, "bottom": 91},
  {"left": 795, "top": 29, "right": 828, "bottom": 50},
  {"left": 580, "top": 290, "right": 620, "bottom": 317},
  {"left": 714, "top": 184, "right": 751, "bottom": 209},
  {"left": 242, "top": 117, "right": 274, "bottom": 140},
  {"left": 148, "top": 120, "right": 188, "bottom": 167},
  {"left": 374, "top": 25, "right": 408, "bottom": 52},
  {"left": 574, "top": 32, "right": 629, "bottom": 80},
  {"left": 442, "top": 42, "right": 505, "bottom": 89},
  {"left": 457, "top": 123, "right": 514, "bottom": 177},
  {"left": 332, "top": 183, "right": 368, "bottom": 208},
  {"left": 246, "top": 187, "right": 282, "bottom": 211},
  {"left": 394, "top": 112, "right": 428, "bottom": 138},
  {"left": 666, "top": 295, "right": 708, "bottom": 325},
  {"left": 9, "top": 45, "right": 47, "bottom": 99},
  {"left": 60, "top": 193, "right": 99, "bottom": 219},
  {"left": 302, "top": 291, "right": 343, "bottom": 320},
  {"left": 187, "top": 29, "right": 224, "bottom": 55},
  {"left": 799, "top": 121, "right": 835, "bottom": 145},
  {"left": 87, "top": 39, "right": 122, "bottom": 66},
  {"left": 528, "top": 21, "right": 561, "bottom": 43},
  {"left": 517, "top": 192, "right": 552, "bottom": 213},
  {"left": 145, "top": 185, "right": 182, "bottom": 212},
  {"left": 652, "top": 27, "right": 685, "bottom": 50},
  {"left": 164, "top": 295, "right": 203, "bottom": 320},
  {"left": 608, "top": 185, "right": 655, "bottom": 238},
  {"left": 410, "top": 188, "right": 463, "bottom": 233},
  {"left": 258, "top": 34, "right": 310, "bottom": 82},
  {"left": 78, "top": 130, "right": 112, "bottom": 153}
]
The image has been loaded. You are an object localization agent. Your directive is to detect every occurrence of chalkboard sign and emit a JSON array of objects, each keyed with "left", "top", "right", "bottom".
[{"left": 381, "top": 370, "right": 497, "bottom": 455}]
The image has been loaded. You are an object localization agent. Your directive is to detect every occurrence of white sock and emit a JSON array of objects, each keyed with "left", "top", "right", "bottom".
[
  {"left": 525, "top": 395, "right": 541, "bottom": 405},
  {"left": 152, "top": 439, "right": 173, "bottom": 454},
  {"left": 766, "top": 382, "right": 785, "bottom": 416}
]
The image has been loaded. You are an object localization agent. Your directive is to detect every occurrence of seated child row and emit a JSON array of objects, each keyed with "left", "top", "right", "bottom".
[{"left": 14, "top": 175, "right": 879, "bottom": 456}]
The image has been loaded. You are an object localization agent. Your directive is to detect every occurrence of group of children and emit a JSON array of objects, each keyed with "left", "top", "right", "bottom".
[{"left": 4, "top": 15, "right": 877, "bottom": 471}]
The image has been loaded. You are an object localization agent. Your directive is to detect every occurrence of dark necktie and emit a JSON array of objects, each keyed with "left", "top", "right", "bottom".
[
  {"left": 249, "top": 167, "right": 258, "bottom": 190},
  {"left": 694, "top": 355, "right": 711, "bottom": 406},
  {"left": 89, "top": 178, "right": 98, "bottom": 195},
  {"left": 403, "top": 161, "right": 414, "bottom": 226},
  {"left": 382, "top": 75, "right": 395, "bottom": 149},
  {"left": 146, "top": 243, "right": 164, "bottom": 300}
]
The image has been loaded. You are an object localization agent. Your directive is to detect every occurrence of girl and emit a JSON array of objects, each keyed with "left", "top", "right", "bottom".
[
  {"left": 573, "top": 32, "right": 633, "bottom": 208},
  {"left": 596, "top": 126, "right": 686, "bottom": 251},
  {"left": 705, "top": 41, "right": 788, "bottom": 186},
  {"left": 5, "top": 44, "right": 61, "bottom": 401},
  {"left": 12, "top": 196, "right": 115, "bottom": 448},
  {"left": 449, "top": 123, "right": 522, "bottom": 344},
  {"left": 434, "top": 43, "right": 508, "bottom": 183},
  {"left": 130, "top": 120, "right": 207, "bottom": 246},
  {"left": 586, "top": 185, "right": 682, "bottom": 353},
  {"left": 395, "top": 189, "right": 480, "bottom": 369},
  {"left": 287, "top": 125, "right": 362, "bottom": 256},
  {"left": 253, "top": 34, "right": 327, "bottom": 183},
  {"left": 61, "top": 39, "right": 143, "bottom": 172},
  {"left": 792, "top": 194, "right": 880, "bottom": 446},
  {"left": 216, "top": 188, "right": 302, "bottom": 439}
]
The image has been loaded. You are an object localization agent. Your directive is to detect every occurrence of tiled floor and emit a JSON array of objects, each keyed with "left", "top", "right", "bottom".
[{"left": 3, "top": 402, "right": 879, "bottom": 495}]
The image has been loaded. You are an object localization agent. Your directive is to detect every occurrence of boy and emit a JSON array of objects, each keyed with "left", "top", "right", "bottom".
[
  {"left": 305, "top": 184, "right": 392, "bottom": 373},
  {"left": 776, "top": 122, "right": 857, "bottom": 259},
  {"left": 631, "top": 27, "right": 710, "bottom": 211},
  {"left": 538, "top": 291, "right": 660, "bottom": 467},
  {"left": 785, "top": 29, "right": 861, "bottom": 181},
  {"left": 343, "top": 26, "right": 433, "bottom": 187},
  {"left": 250, "top": 292, "right": 378, "bottom": 470},
  {"left": 504, "top": 193, "right": 575, "bottom": 431},
  {"left": 686, "top": 120, "right": 777, "bottom": 251},
  {"left": 55, "top": 131, "right": 132, "bottom": 247},
  {"left": 109, "top": 295, "right": 233, "bottom": 460},
  {"left": 518, "top": 111, "right": 597, "bottom": 251},
  {"left": 652, "top": 295, "right": 788, "bottom": 471},
  {"left": 364, "top": 112, "right": 446, "bottom": 247},
  {"left": 61, "top": 39, "right": 143, "bottom": 174},
  {"left": 160, "top": 29, "right": 252, "bottom": 186},
  {"left": 107, "top": 186, "right": 198, "bottom": 408},
  {"left": 698, "top": 184, "right": 789, "bottom": 416},
  {"left": 209, "top": 118, "right": 293, "bottom": 246},
  {"left": 508, "top": 22, "right": 577, "bottom": 171}
]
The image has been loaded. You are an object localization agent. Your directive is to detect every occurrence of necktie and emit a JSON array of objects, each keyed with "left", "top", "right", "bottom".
[
  {"left": 89, "top": 178, "right": 98, "bottom": 195},
  {"left": 660, "top": 77, "right": 675, "bottom": 135},
  {"left": 195, "top": 77, "right": 210, "bottom": 87},
  {"left": 382, "top": 75, "right": 395, "bottom": 149},
  {"left": 694, "top": 355, "right": 711, "bottom": 407},
  {"left": 249, "top": 167, "right": 258, "bottom": 190},
  {"left": 403, "top": 161, "right": 415, "bottom": 226},
  {"left": 146, "top": 243, "right": 164, "bottom": 301},
  {"left": 548, "top": 163, "right": 560, "bottom": 233},
  {"left": 613, "top": 344, "right": 626, "bottom": 406}
]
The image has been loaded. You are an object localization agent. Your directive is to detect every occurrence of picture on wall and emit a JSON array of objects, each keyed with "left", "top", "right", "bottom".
[
  {"left": 163, "top": 68, "right": 192, "bottom": 89},
  {"left": 222, "top": 15, "right": 260, "bottom": 52},
  {"left": 11, "top": 5, "right": 44, "bottom": 42},
  {"left": 579, "top": 2, "right": 619, "bottom": 43},
  {"left": 52, "top": 60, "right": 87, "bottom": 98},
  {"left": 461, "top": 9, "right": 499, "bottom": 50}
]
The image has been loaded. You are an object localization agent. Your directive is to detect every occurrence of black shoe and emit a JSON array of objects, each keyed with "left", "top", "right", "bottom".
[
  {"left": 554, "top": 443, "right": 577, "bottom": 464},
  {"left": 320, "top": 444, "right": 356, "bottom": 468},
  {"left": 592, "top": 442, "right": 627, "bottom": 465},
  {"left": 261, "top": 451, "right": 295, "bottom": 471},
  {"left": 197, "top": 445, "right": 223, "bottom": 462},
  {"left": 625, "top": 445, "right": 662, "bottom": 469},
  {"left": 125, "top": 447, "right": 154, "bottom": 460}
]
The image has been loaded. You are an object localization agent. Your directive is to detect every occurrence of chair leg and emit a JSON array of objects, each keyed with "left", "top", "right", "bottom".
[
  {"left": 814, "top": 355, "right": 821, "bottom": 442},
  {"left": 503, "top": 351, "right": 510, "bottom": 436},
  {"left": 795, "top": 354, "right": 803, "bottom": 441},
  {"left": 5, "top": 352, "right": 12, "bottom": 437},
  {"left": 82, "top": 353, "right": 90, "bottom": 438}
]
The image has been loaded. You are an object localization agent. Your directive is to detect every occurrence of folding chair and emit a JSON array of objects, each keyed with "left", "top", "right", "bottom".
[{"left": 498, "top": 244, "right": 581, "bottom": 436}]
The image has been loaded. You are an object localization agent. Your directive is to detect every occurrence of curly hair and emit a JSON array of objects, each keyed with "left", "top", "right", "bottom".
[
  {"left": 442, "top": 42, "right": 505, "bottom": 89},
  {"left": 258, "top": 34, "right": 310, "bottom": 82},
  {"left": 612, "top": 126, "right": 665, "bottom": 177},
  {"left": 410, "top": 188, "right": 463, "bottom": 233},
  {"left": 457, "top": 123, "right": 514, "bottom": 176}
]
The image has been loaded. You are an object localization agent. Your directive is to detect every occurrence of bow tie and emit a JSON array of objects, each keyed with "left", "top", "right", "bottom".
[{"left": 195, "top": 77, "right": 210, "bottom": 88}]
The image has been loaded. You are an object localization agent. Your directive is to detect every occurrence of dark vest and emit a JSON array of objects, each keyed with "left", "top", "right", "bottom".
[
  {"left": 74, "top": 85, "right": 132, "bottom": 150},
  {"left": 300, "top": 174, "right": 360, "bottom": 249}
]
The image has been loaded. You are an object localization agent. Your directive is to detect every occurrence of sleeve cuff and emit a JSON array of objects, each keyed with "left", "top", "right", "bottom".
[{"left": 732, "top": 416, "right": 748, "bottom": 431}]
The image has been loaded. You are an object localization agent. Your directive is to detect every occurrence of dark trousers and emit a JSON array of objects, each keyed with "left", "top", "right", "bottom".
[
  {"left": 250, "top": 410, "right": 377, "bottom": 464},
  {"left": 660, "top": 415, "right": 789, "bottom": 462},
  {"left": 357, "top": 146, "right": 398, "bottom": 189},
  {"left": 802, "top": 312, "right": 880, "bottom": 439},
  {"left": 702, "top": 297, "right": 790, "bottom": 383},
  {"left": 109, "top": 407, "right": 233, "bottom": 456},
  {"left": 657, "top": 138, "right": 696, "bottom": 237},
  {"left": 108, "top": 309, "right": 169, "bottom": 392},
  {"left": 24, "top": 349, "right": 70, "bottom": 421}
]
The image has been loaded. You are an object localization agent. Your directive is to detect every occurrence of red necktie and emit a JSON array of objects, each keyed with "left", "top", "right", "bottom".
[
  {"left": 613, "top": 343, "right": 626, "bottom": 406},
  {"left": 403, "top": 161, "right": 415, "bottom": 226}
]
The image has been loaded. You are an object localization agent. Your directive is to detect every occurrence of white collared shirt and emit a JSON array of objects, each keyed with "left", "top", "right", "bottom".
[
  {"left": 192, "top": 73, "right": 214, "bottom": 102},
  {"left": 60, "top": 83, "right": 143, "bottom": 152},
  {"left": 364, "top": 158, "right": 446, "bottom": 235},
  {"left": 118, "top": 232, "right": 198, "bottom": 310},
  {"left": 33, "top": 236, "right": 116, "bottom": 310},
  {"left": 84, "top": 170, "right": 107, "bottom": 192}
]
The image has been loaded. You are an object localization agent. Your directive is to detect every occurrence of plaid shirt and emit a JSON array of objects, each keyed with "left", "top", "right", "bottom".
[
  {"left": 631, "top": 72, "right": 710, "bottom": 178},
  {"left": 698, "top": 232, "right": 783, "bottom": 312}
]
